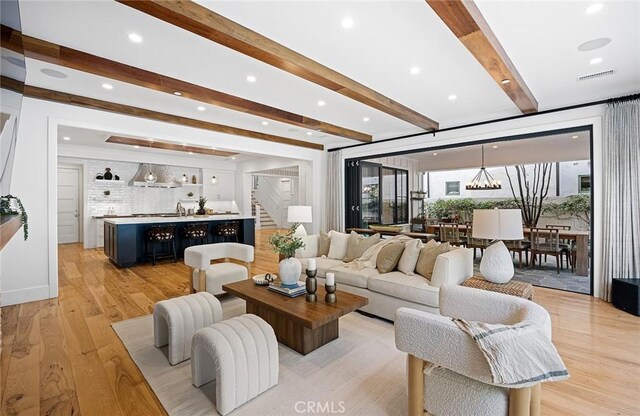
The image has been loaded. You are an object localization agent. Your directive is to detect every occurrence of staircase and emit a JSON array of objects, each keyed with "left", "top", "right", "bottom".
[{"left": 251, "top": 189, "right": 277, "bottom": 229}]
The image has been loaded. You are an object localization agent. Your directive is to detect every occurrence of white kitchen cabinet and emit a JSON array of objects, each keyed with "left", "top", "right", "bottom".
[{"left": 94, "top": 218, "right": 105, "bottom": 248}]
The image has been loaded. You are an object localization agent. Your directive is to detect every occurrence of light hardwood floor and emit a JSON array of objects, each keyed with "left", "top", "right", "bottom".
[{"left": 1, "top": 229, "right": 639, "bottom": 415}]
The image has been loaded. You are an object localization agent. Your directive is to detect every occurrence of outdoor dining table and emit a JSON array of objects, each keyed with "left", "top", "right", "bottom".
[{"left": 424, "top": 224, "right": 590, "bottom": 277}]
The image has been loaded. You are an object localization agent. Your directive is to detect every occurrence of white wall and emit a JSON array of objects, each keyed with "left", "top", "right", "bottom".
[
  {"left": 0, "top": 98, "right": 324, "bottom": 306},
  {"left": 339, "top": 105, "right": 604, "bottom": 298}
]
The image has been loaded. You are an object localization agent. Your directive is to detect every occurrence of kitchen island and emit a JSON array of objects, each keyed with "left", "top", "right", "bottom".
[{"left": 103, "top": 215, "right": 255, "bottom": 267}]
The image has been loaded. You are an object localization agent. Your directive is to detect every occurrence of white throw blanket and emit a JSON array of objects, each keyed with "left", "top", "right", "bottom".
[
  {"left": 345, "top": 235, "right": 412, "bottom": 270},
  {"left": 454, "top": 319, "right": 569, "bottom": 388}
]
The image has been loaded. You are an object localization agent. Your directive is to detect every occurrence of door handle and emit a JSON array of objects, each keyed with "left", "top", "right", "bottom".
[
  {"left": 74, "top": 213, "right": 80, "bottom": 217},
  {"left": 356, "top": 206, "right": 360, "bottom": 211},
  {"left": 351, "top": 206, "right": 355, "bottom": 211}
]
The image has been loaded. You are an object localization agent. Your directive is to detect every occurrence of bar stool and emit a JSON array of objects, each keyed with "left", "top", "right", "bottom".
[
  {"left": 212, "top": 221, "right": 239, "bottom": 243},
  {"left": 145, "top": 225, "right": 177, "bottom": 266},
  {"left": 182, "top": 222, "right": 209, "bottom": 252}
]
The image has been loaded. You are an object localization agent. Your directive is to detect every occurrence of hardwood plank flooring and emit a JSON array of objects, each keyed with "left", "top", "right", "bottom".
[{"left": 1, "top": 229, "right": 639, "bottom": 415}]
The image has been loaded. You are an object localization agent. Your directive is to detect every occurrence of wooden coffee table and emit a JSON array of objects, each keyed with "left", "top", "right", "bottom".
[{"left": 222, "top": 279, "right": 368, "bottom": 355}]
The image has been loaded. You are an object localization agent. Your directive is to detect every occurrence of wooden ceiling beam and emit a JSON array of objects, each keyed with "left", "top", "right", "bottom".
[
  {"left": 1, "top": 25, "right": 367, "bottom": 143},
  {"left": 426, "top": 0, "right": 538, "bottom": 113},
  {"left": 116, "top": 0, "right": 439, "bottom": 131},
  {"left": 106, "top": 136, "right": 238, "bottom": 157},
  {"left": 24, "top": 85, "right": 324, "bottom": 150}
]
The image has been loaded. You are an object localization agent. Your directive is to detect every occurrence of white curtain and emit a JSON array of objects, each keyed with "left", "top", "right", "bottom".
[
  {"left": 326, "top": 150, "right": 344, "bottom": 232},
  {"left": 601, "top": 98, "right": 640, "bottom": 301}
]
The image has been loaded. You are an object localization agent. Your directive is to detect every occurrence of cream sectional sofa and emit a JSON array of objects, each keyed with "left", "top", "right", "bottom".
[{"left": 295, "top": 234, "right": 474, "bottom": 321}]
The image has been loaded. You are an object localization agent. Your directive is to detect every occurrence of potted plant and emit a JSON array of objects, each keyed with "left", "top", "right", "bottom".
[
  {"left": 187, "top": 191, "right": 194, "bottom": 198},
  {"left": 269, "top": 226, "right": 305, "bottom": 288},
  {"left": 197, "top": 196, "right": 207, "bottom": 215},
  {"left": 0, "top": 194, "right": 28, "bottom": 240},
  {"left": 104, "top": 190, "right": 111, "bottom": 197}
]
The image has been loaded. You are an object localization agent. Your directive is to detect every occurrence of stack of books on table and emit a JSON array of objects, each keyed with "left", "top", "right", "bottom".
[{"left": 268, "top": 281, "right": 306, "bottom": 298}]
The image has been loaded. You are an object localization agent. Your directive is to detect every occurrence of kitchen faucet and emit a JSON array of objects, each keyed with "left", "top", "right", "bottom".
[{"left": 176, "top": 202, "right": 185, "bottom": 216}]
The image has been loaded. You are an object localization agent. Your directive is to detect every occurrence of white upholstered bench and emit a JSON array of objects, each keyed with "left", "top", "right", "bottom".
[
  {"left": 191, "top": 314, "right": 279, "bottom": 415},
  {"left": 153, "top": 292, "right": 223, "bottom": 365},
  {"left": 184, "top": 243, "right": 254, "bottom": 295}
]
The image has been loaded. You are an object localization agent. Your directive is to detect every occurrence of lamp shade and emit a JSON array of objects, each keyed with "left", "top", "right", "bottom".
[
  {"left": 472, "top": 209, "right": 523, "bottom": 240},
  {"left": 287, "top": 205, "right": 312, "bottom": 224}
]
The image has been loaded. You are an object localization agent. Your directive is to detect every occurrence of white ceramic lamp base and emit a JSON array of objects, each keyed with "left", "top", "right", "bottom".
[{"left": 479, "top": 240, "right": 514, "bottom": 284}]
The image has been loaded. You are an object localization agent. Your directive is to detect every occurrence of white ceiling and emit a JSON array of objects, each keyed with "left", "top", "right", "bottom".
[
  {"left": 396, "top": 130, "right": 592, "bottom": 172},
  {"left": 17, "top": 0, "right": 640, "bottom": 151}
]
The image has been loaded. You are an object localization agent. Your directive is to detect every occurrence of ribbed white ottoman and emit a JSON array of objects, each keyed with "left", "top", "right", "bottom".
[
  {"left": 191, "top": 314, "right": 279, "bottom": 415},
  {"left": 153, "top": 292, "right": 223, "bottom": 365}
]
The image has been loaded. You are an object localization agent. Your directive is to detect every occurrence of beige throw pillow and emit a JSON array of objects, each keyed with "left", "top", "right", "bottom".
[
  {"left": 318, "top": 232, "right": 331, "bottom": 257},
  {"left": 397, "top": 239, "right": 424, "bottom": 275},
  {"left": 376, "top": 243, "right": 406, "bottom": 273},
  {"left": 343, "top": 231, "right": 381, "bottom": 262},
  {"left": 415, "top": 241, "right": 450, "bottom": 279},
  {"left": 327, "top": 231, "right": 350, "bottom": 260}
]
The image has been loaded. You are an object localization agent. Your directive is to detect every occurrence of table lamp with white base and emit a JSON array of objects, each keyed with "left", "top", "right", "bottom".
[{"left": 472, "top": 209, "right": 524, "bottom": 283}]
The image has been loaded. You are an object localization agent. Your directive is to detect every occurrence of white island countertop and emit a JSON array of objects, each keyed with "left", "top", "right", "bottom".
[{"left": 104, "top": 215, "right": 255, "bottom": 225}]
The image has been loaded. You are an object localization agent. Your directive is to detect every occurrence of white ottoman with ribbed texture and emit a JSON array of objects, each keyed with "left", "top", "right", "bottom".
[
  {"left": 153, "top": 292, "right": 223, "bottom": 365},
  {"left": 191, "top": 314, "right": 279, "bottom": 415}
]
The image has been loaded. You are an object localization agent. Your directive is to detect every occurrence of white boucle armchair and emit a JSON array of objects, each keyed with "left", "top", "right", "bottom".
[{"left": 395, "top": 285, "right": 553, "bottom": 416}]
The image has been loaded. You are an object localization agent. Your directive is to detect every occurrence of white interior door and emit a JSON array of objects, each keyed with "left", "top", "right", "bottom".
[{"left": 58, "top": 167, "right": 80, "bottom": 244}]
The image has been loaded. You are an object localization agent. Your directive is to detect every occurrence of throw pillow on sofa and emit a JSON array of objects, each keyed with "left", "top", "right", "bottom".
[
  {"left": 318, "top": 232, "right": 331, "bottom": 257},
  {"left": 343, "top": 231, "right": 381, "bottom": 262},
  {"left": 397, "top": 238, "right": 424, "bottom": 275},
  {"left": 415, "top": 241, "right": 450, "bottom": 279},
  {"left": 295, "top": 234, "right": 318, "bottom": 258},
  {"left": 376, "top": 242, "right": 406, "bottom": 273},
  {"left": 327, "top": 231, "right": 350, "bottom": 260}
]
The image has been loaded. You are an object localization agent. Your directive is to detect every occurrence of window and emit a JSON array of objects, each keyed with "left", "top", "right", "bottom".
[
  {"left": 578, "top": 175, "right": 590, "bottom": 193},
  {"left": 380, "top": 167, "right": 409, "bottom": 225},
  {"left": 446, "top": 181, "right": 460, "bottom": 196}
]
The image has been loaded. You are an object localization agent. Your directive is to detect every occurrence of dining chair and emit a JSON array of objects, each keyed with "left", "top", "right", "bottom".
[
  {"left": 438, "top": 223, "right": 467, "bottom": 247},
  {"left": 529, "top": 228, "right": 562, "bottom": 274},
  {"left": 504, "top": 239, "right": 531, "bottom": 269},
  {"left": 545, "top": 224, "right": 572, "bottom": 269},
  {"left": 465, "top": 224, "right": 489, "bottom": 260}
]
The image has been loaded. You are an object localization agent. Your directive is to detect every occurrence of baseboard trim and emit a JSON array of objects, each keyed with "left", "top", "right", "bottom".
[{"left": 1, "top": 285, "right": 52, "bottom": 306}]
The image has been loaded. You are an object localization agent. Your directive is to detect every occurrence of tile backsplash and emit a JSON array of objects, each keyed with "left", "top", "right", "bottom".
[{"left": 87, "top": 159, "right": 202, "bottom": 216}]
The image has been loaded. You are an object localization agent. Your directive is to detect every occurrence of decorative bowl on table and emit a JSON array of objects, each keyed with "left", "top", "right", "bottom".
[
  {"left": 253, "top": 273, "right": 276, "bottom": 286},
  {"left": 368, "top": 224, "right": 404, "bottom": 233}
]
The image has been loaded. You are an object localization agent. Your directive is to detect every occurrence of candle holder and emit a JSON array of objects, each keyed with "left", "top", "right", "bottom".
[
  {"left": 305, "top": 269, "right": 317, "bottom": 302},
  {"left": 325, "top": 283, "right": 337, "bottom": 303}
]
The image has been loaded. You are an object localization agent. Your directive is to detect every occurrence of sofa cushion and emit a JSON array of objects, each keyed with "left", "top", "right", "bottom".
[
  {"left": 343, "top": 231, "right": 381, "bottom": 262},
  {"left": 376, "top": 243, "right": 406, "bottom": 273},
  {"left": 328, "top": 231, "right": 350, "bottom": 260},
  {"left": 416, "top": 241, "right": 450, "bottom": 279},
  {"left": 299, "top": 257, "right": 344, "bottom": 276},
  {"left": 328, "top": 265, "right": 380, "bottom": 289},
  {"left": 295, "top": 235, "right": 319, "bottom": 258},
  {"left": 397, "top": 239, "right": 424, "bottom": 275},
  {"left": 368, "top": 272, "right": 439, "bottom": 307},
  {"left": 318, "top": 232, "right": 331, "bottom": 257}
]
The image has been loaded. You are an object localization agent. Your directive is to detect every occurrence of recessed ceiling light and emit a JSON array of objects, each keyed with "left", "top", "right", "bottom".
[
  {"left": 128, "top": 33, "right": 143, "bottom": 43},
  {"left": 448, "top": 94, "right": 457, "bottom": 101},
  {"left": 173, "top": 91, "right": 182, "bottom": 96},
  {"left": 211, "top": 147, "right": 216, "bottom": 150},
  {"left": 589, "top": 57, "right": 603, "bottom": 65},
  {"left": 306, "top": 132, "right": 313, "bottom": 136},
  {"left": 501, "top": 79, "right": 510, "bottom": 84},
  {"left": 410, "top": 66, "right": 421, "bottom": 75},
  {"left": 134, "top": 145, "right": 140, "bottom": 148},
  {"left": 197, "top": 106, "right": 206, "bottom": 111},
  {"left": 40, "top": 68, "right": 68, "bottom": 78},
  {"left": 572, "top": 135, "right": 579, "bottom": 139},
  {"left": 341, "top": 17, "right": 354, "bottom": 29},
  {"left": 432, "top": 152, "right": 438, "bottom": 156},
  {"left": 246, "top": 75, "right": 256, "bottom": 83},
  {"left": 585, "top": 3, "right": 604, "bottom": 14},
  {"left": 231, "top": 156, "right": 237, "bottom": 160},
  {"left": 102, "top": 83, "right": 114, "bottom": 90},
  {"left": 578, "top": 37, "right": 612, "bottom": 52},
  {"left": 362, "top": 117, "right": 370, "bottom": 122},
  {"left": 261, "top": 121, "right": 269, "bottom": 126},
  {"left": 181, "top": 142, "right": 187, "bottom": 146},
  {"left": 492, "top": 145, "right": 499, "bottom": 149},
  {"left": 63, "top": 136, "right": 71, "bottom": 141},
  {"left": 317, "top": 100, "right": 326, "bottom": 107}
]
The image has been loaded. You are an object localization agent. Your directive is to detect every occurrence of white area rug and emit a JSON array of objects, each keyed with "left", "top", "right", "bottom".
[{"left": 112, "top": 298, "right": 407, "bottom": 416}]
